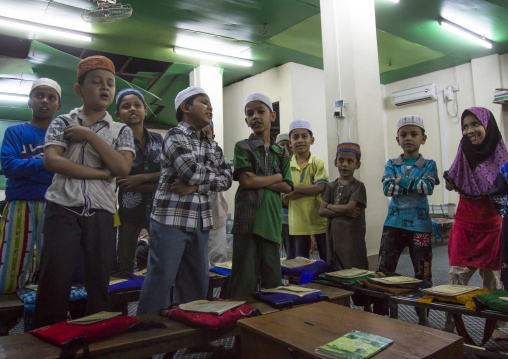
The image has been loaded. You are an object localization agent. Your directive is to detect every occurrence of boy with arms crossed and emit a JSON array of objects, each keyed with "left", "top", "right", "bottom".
[
  {"left": 34, "top": 56, "right": 135, "bottom": 328},
  {"left": 229, "top": 93, "right": 293, "bottom": 298},
  {"left": 0, "top": 78, "right": 61, "bottom": 296},
  {"left": 283, "top": 119, "right": 328, "bottom": 260},
  {"left": 319, "top": 143, "right": 368, "bottom": 271},
  {"left": 137, "top": 87, "right": 231, "bottom": 314},
  {"left": 377, "top": 116, "right": 439, "bottom": 324}
]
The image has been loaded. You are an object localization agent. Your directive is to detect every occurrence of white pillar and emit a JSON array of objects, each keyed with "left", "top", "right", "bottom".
[
  {"left": 189, "top": 66, "right": 224, "bottom": 148},
  {"left": 320, "top": 0, "right": 387, "bottom": 264}
]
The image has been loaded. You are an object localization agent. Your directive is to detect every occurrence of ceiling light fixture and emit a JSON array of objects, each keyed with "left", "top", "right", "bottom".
[
  {"left": 0, "top": 16, "right": 93, "bottom": 42},
  {"left": 391, "top": 0, "right": 400, "bottom": 3},
  {"left": 0, "top": 93, "right": 29, "bottom": 103},
  {"left": 173, "top": 47, "right": 253, "bottom": 67},
  {"left": 438, "top": 16, "right": 493, "bottom": 49}
]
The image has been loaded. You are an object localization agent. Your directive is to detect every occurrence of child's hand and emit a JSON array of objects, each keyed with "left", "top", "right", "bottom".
[
  {"left": 102, "top": 168, "right": 113, "bottom": 180},
  {"left": 117, "top": 175, "right": 145, "bottom": 191},
  {"left": 64, "top": 125, "right": 94, "bottom": 143},
  {"left": 348, "top": 207, "right": 361, "bottom": 218},
  {"left": 394, "top": 175, "right": 401, "bottom": 185},
  {"left": 445, "top": 178, "right": 455, "bottom": 191},
  {"left": 171, "top": 179, "right": 198, "bottom": 196}
]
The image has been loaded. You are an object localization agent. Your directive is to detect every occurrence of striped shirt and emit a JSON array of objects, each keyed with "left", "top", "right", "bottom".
[
  {"left": 44, "top": 107, "right": 135, "bottom": 214},
  {"left": 151, "top": 121, "right": 232, "bottom": 232},
  {"left": 382, "top": 155, "right": 439, "bottom": 232}
]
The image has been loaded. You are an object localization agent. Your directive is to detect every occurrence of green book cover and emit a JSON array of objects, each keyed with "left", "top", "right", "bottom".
[{"left": 315, "top": 330, "right": 393, "bottom": 359}]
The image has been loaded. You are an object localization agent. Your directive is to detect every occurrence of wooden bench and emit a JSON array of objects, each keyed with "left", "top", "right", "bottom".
[{"left": 0, "top": 283, "right": 351, "bottom": 359}]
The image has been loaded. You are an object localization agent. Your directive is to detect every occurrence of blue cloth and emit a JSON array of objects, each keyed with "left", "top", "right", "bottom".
[
  {"left": 280, "top": 259, "right": 328, "bottom": 277},
  {"left": 209, "top": 267, "right": 231, "bottom": 276},
  {"left": 118, "top": 127, "right": 162, "bottom": 224},
  {"left": 1, "top": 122, "right": 54, "bottom": 200},
  {"left": 108, "top": 273, "right": 145, "bottom": 292},
  {"left": 382, "top": 155, "right": 439, "bottom": 233},
  {"left": 252, "top": 288, "right": 328, "bottom": 309}
]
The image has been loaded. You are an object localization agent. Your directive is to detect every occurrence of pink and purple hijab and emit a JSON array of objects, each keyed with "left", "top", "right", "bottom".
[{"left": 444, "top": 107, "right": 508, "bottom": 198}]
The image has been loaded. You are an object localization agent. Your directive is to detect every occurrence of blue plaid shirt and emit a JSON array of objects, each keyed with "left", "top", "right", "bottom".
[{"left": 151, "top": 121, "right": 232, "bottom": 232}]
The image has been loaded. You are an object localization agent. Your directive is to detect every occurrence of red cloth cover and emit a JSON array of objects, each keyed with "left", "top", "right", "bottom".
[
  {"left": 161, "top": 303, "right": 259, "bottom": 329},
  {"left": 31, "top": 316, "right": 139, "bottom": 346}
]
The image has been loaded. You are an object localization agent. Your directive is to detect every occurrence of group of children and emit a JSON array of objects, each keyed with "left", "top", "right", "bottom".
[{"left": 0, "top": 53, "right": 507, "bottom": 335}]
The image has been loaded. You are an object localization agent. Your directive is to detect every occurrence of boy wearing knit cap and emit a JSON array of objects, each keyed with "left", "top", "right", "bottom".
[
  {"left": 114, "top": 88, "right": 163, "bottom": 275},
  {"left": 0, "top": 78, "right": 61, "bottom": 302},
  {"left": 228, "top": 93, "right": 293, "bottom": 298},
  {"left": 137, "top": 86, "right": 232, "bottom": 314},
  {"left": 34, "top": 56, "right": 136, "bottom": 328},
  {"left": 283, "top": 119, "right": 329, "bottom": 260},
  {"left": 377, "top": 116, "right": 439, "bottom": 324},
  {"left": 319, "top": 143, "right": 368, "bottom": 271}
]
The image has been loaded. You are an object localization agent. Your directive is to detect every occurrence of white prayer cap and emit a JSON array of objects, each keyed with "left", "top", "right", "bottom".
[
  {"left": 289, "top": 119, "right": 312, "bottom": 134},
  {"left": 174, "top": 86, "right": 208, "bottom": 111},
  {"left": 244, "top": 93, "right": 273, "bottom": 112},
  {"left": 397, "top": 115, "right": 425, "bottom": 132},
  {"left": 30, "top": 78, "right": 61, "bottom": 100}
]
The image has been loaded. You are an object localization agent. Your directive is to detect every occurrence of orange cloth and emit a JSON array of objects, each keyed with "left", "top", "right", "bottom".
[{"left": 417, "top": 288, "right": 491, "bottom": 311}]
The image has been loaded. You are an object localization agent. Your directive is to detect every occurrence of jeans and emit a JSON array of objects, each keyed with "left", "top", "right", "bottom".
[{"left": 137, "top": 218, "right": 209, "bottom": 315}]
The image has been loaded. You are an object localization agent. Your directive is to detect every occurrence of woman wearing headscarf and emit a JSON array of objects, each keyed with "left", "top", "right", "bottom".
[{"left": 444, "top": 107, "right": 508, "bottom": 335}]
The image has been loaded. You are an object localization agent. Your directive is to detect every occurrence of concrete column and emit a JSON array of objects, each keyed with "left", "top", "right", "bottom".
[
  {"left": 189, "top": 66, "right": 224, "bottom": 148},
  {"left": 320, "top": 0, "right": 387, "bottom": 264}
]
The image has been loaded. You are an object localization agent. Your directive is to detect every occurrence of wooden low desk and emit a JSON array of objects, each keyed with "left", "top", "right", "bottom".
[
  {"left": 0, "top": 284, "right": 352, "bottom": 359},
  {"left": 238, "top": 301, "right": 463, "bottom": 359}
]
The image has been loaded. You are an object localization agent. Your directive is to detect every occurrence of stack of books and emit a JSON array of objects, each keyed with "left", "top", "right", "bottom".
[{"left": 493, "top": 89, "right": 508, "bottom": 104}]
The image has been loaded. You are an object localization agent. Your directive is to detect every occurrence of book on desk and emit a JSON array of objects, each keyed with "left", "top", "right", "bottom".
[{"left": 315, "top": 330, "right": 393, "bottom": 359}]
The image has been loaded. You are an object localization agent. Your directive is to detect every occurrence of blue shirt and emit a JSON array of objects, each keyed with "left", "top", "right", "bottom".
[
  {"left": 118, "top": 127, "right": 163, "bottom": 224},
  {"left": 382, "top": 155, "right": 439, "bottom": 233},
  {"left": 1, "top": 122, "right": 54, "bottom": 201}
]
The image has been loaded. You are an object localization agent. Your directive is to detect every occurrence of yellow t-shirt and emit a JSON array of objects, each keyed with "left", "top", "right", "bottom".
[{"left": 289, "top": 153, "right": 328, "bottom": 235}]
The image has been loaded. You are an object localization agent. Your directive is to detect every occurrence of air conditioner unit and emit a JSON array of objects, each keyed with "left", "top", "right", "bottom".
[{"left": 390, "top": 83, "right": 438, "bottom": 107}]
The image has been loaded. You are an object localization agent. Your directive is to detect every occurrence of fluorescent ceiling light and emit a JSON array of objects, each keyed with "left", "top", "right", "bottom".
[
  {"left": 173, "top": 47, "right": 253, "bottom": 67},
  {"left": 0, "top": 93, "right": 29, "bottom": 103},
  {"left": 438, "top": 16, "right": 493, "bottom": 49},
  {"left": 391, "top": 0, "right": 400, "bottom": 3},
  {"left": 0, "top": 16, "right": 93, "bottom": 42}
]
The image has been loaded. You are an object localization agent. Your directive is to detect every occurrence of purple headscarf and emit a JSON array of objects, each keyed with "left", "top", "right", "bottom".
[{"left": 444, "top": 107, "right": 508, "bottom": 198}]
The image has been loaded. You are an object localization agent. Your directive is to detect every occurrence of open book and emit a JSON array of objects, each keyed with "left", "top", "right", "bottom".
[
  {"left": 368, "top": 276, "right": 422, "bottom": 285},
  {"left": 213, "top": 260, "right": 233, "bottom": 270},
  {"left": 315, "top": 330, "right": 393, "bottom": 358},
  {"left": 178, "top": 300, "right": 245, "bottom": 315},
  {"left": 260, "top": 285, "right": 321, "bottom": 298},
  {"left": 423, "top": 284, "right": 479, "bottom": 296},
  {"left": 281, "top": 257, "right": 316, "bottom": 269},
  {"left": 69, "top": 311, "right": 122, "bottom": 325},
  {"left": 325, "top": 268, "right": 371, "bottom": 279}
]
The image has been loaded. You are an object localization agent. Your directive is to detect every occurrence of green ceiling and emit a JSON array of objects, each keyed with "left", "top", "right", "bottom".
[{"left": 1, "top": 0, "right": 508, "bottom": 125}]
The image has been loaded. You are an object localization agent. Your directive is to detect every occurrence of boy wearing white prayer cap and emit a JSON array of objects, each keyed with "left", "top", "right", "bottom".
[
  {"left": 137, "top": 86, "right": 232, "bottom": 314},
  {"left": 0, "top": 78, "right": 62, "bottom": 304},
  {"left": 228, "top": 92, "right": 293, "bottom": 298}
]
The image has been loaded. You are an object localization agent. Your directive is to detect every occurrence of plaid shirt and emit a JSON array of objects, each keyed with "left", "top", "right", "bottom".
[{"left": 151, "top": 121, "right": 232, "bottom": 232}]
